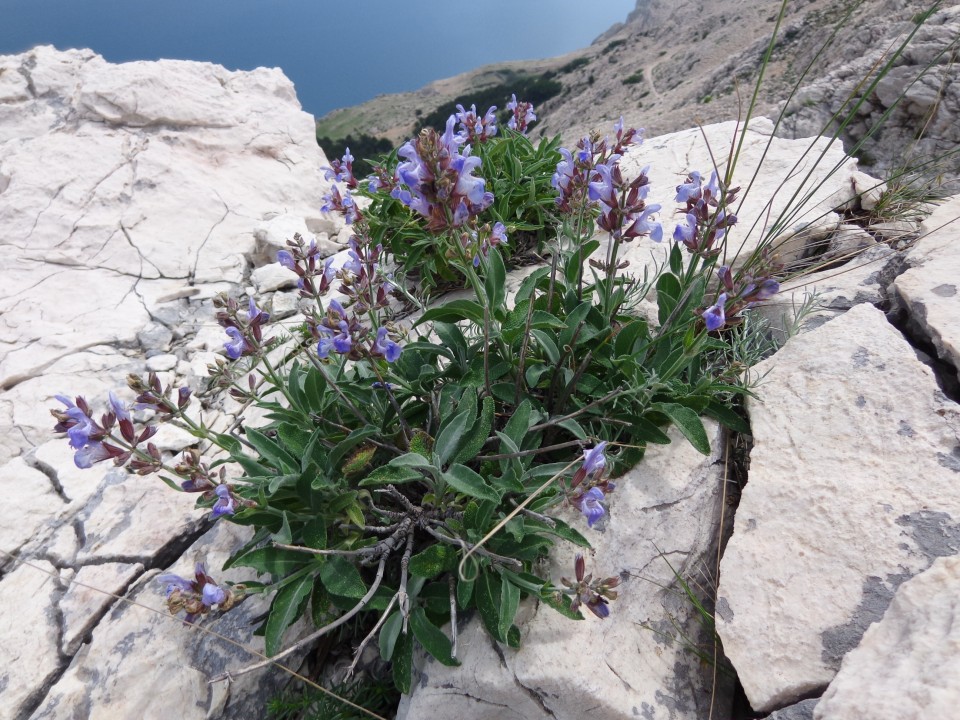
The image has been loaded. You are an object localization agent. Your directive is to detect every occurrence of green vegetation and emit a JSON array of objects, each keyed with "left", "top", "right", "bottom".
[
  {"left": 558, "top": 57, "right": 591, "bottom": 74},
  {"left": 623, "top": 70, "right": 645, "bottom": 85}
]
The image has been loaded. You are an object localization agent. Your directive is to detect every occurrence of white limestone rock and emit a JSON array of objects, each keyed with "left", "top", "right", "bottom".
[
  {"left": 0, "top": 457, "right": 67, "bottom": 562},
  {"left": 145, "top": 353, "right": 178, "bottom": 372},
  {"left": 893, "top": 194, "right": 960, "bottom": 379},
  {"left": 60, "top": 561, "right": 144, "bottom": 655},
  {"left": 30, "top": 522, "right": 309, "bottom": 720},
  {"left": 615, "top": 118, "right": 865, "bottom": 279},
  {"left": 253, "top": 213, "right": 342, "bottom": 263},
  {"left": 73, "top": 467, "right": 205, "bottom": 564},
  {"left": 716, "top": 303, "right": 960, "bottom": 713},
  {"left": 0, "top": 560, "right": 63, "bottom": 719},
  {"left": 269, "top": 290, "right": 302, "bottom": 320},
  {"left": 399, "top": 423, "right": 734, "bottom": 720},
  {"left": 251, "top": 262, "right": 298, "bottom": 293},
  {"left": 0, "top": 45, "right": 333, "bottom": 424},
  {"left": 813, "top": 554, "right": 960, "bottom": 719},
  {"left": 758, "top": 242, "right": 898, "bottom": 335},
  {"left": 850, "top": 170, "right": 885, "bottom": 212}
]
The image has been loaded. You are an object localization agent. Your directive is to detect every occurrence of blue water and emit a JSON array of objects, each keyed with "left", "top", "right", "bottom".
[{"left": 0, "top": 0, "right": 636, "bottom": 117}]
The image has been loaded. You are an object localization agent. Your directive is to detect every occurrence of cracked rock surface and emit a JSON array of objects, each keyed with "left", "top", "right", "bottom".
[
  {"left": 717, "top": 301, "right": 960, "bottom": 713},
  {"left": 0, "top": 46, "right": 342, "bottom": 720},
  {"left": 813, "top": 554, "right": 960, "bottom": 719}
]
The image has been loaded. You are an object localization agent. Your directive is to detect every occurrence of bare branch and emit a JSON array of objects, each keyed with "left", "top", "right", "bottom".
[{"left": 210, "top": 555, "right": 388, "bottom": 684}]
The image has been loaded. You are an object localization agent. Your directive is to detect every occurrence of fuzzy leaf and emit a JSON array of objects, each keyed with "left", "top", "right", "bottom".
[
  {"left": 657, "top": 403, "right": 711, "bottom": 455},
  {"left": 476, "top": 570, "right": 505, "bottom": 642},
  {"left": 319, "top": 556, "right": 366, "bottom": 598},
  {"left": 444, "top": 464, "right": 501, "bottom": 503},
  {"left": 358, "top": 465, "right": 424, "bottom": 487},
  {"left": 409, "top": 544, "right": 458, "bottom": 579},
  {"left": 410, "top": 607, "right": 459, "bottom": 666},
  {"left": 379, "top": 610, "right": 403, "bottom": 661},
  {"left": 265, "top": 573, "right": 312, "bottom": 656}
]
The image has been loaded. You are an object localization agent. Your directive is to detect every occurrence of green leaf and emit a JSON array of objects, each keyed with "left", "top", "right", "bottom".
[
  {"left": 392, "top": 628, "right": 414, "bottom": 694},
  {"left": 630, "top": 416, "right": 672, "bottom": 445},
  {"left": 484, "top": 248, "right": 507, "bottom": 310},
  {"left": 502, "top": 399, "right": 533, "bottom": 447},
  {"left": 704, "top": 402, "right": 750, "bottom": 434},
  {"left": 540, "top": 590, "right": 584, "bottom": 620},
  {"left": 409, "top": 544, "right": 458, "bottom": 579},
  {"left": 658, "top": 403, "right": 711, "bottom": 455},
  {"left": 277, "top": 423, "right": 311, "bottom": 458},
  {"left": 273, "top": 511, "right": 293, "bottom": 545},
  {"left": 229, "top": 546, "right": 311, "bottom": 575},
  {"left": 613, "top": 319, "right": 649, "bottom": 356},
  {"left": 310, "top": 576, "right": 329, "bottom": 626},
  {"left": 457, "top": 577, "right": 474, "bottom": 608},
  {"left": 444, "top": 464, "right": 501, "bottom": 503},
  {"left": 379, "top": 610, "right": 403, "bottom": 661},
  {"left": 498, "top": 577, "right": 520, "bottom": 640},
  {"left": 452, "top": 395, "right": 494, "bottom": 465},
  {"left": 434, "top": 409, "right": 473, "bottom": 467},
  {"left": 506, "top": 624, "right": 522, "bottom": 648},
  {"left": 530, "top": 329, "right": 560, "bottom": 364},
  {"left": 656, "top": 272, "right": 683, "bottom": 326},
  {"left": 417, "top": 299, "right": 485, "bottom": 326},
  {"left": 319, "top": 556, "right": 366, "bottom": 598},
  {"left": 244, "top": 428, "right": 299, "bottom": 473},
  {"left": 302, "top": 517, "right": 327, "bottom": 550},
  {"left": 669, "top": 241, "right": 684, "bottom": 275},
  {"left": 328, "top": 425, "right": 379, "bottom": 470},
  {"left": 358, "top": 465, "right": 424, "bottom": 487},
  {"left": 476, "top": 570, "right": 505, "bottom": 642},
  {"left": 556, "top": 417, "right": 587, "bottom": 440},
  {"left": 389, "top": 452, "right": 435, "bottom": 469},
  {"left": 303, "top": 366, "right": 327, "bottom": 412},
  {"left": 265, "top": 572, "right": 312, "bottom": 656},
  {"left": 410, "top": 607, "right": 459, "bottom": 666}
]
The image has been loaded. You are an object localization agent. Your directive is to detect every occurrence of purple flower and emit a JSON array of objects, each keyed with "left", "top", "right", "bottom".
[
  {"left": 202, "top": 583, "right": 228, "bottom": 606},
  {"left": 625, "top": 204, "right": 663, "bottom": 242},
  {"left": 56, "top": 395, "right": 96, "bottom": 450},
  {"left": 157, "top": 570, "right": 196, "bottom": 597},
  {"left": 673, "top": 213, "right": 698, "bottom": 248},
  {"left": 373, "top": 326, "right": 402, "bottom": 363},
  {"left": 506, "top": 94, "right": 537, "bottom": 133},
  {"left": 582, "top": 442, "right": 608, "bottom": 476},
  {"left": 108, "top": 391, "right": 130, "bottom": 423},
  {"left": 579, "top": 487, "right": 606, "bottom": 528},
  {"left": 211, "top": 484, "right": 236, "bottom": 517},
  {"left": 675, "top": 171, "right": 704, "bottom": 203},
  {"left": 223, "top": 327, "right": 246, "bottom": 360},
  {"left": 157, "top": 562, "right": 234, "bottom": 623},
  {"left": 754, "top": 278, "right": 780, "bottom": 300},
  {"left": 247, "top": 297, "right": 269, "bottom": 325},
  {"left": 277, "top": 250, "right": 296, "bottom": 271},
  {"left": 703, "top": 293, "right": 728, "bottom": 332},
  {"left": 74, "top": 441, "right": 112, "bottom": 469}
]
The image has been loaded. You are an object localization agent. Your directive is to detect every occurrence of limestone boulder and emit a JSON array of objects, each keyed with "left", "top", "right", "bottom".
[
  {"left": 813, "top": 554, "right": 960, "bottom": 720},
  {"left": 398, "top": 423, "right": 734, "bottom": 720},
  {"left": 613, "top": 118, "right": 866, "bottom": 282},
  {"left": 0, "top": 45, "right": 337, "bottom": 460},
  {"left": 893, "top": 194, "right": 960, "bottom": 380},
  {"left": 716, "top": 303, "right": 960, "bottom": 713}
]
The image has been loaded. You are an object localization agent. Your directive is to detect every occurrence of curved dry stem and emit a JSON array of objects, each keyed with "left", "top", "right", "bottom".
[{"left": 210, "top": 555, "right": 388, "bottom": 684}]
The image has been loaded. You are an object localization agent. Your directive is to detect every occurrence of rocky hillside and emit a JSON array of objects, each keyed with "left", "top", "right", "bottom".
[{"left": 317, "top": 0, "right": 957, "bottom": 183}]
